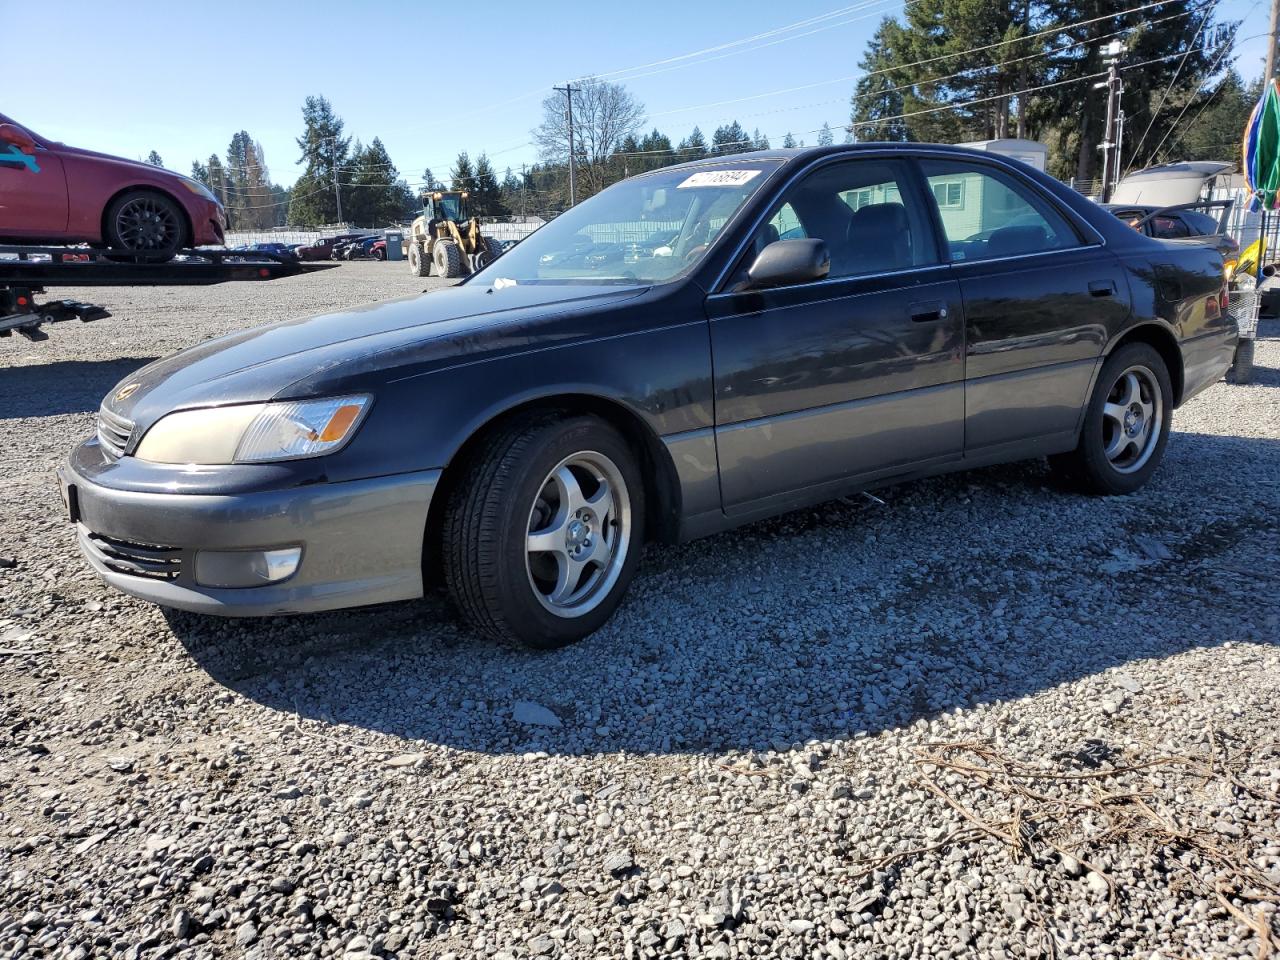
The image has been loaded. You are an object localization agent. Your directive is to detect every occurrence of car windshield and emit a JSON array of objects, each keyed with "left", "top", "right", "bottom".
[{"left": 474, "top": 160, "right": 780, "bottom": 286}]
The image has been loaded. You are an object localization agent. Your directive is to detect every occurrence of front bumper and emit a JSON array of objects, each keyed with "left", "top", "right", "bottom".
[{"left": 59, "top": 446, "right": 440, "bottom": 617}]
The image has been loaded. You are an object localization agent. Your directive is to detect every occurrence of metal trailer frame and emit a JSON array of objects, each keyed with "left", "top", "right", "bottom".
[{"left": 0, "top": 245, "right": 335, "bottom": 341}]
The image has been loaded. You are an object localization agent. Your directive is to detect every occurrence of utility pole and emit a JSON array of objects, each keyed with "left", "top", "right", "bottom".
[
  {"left": 331, "top": 137, "right": 344, "bottom": 225},
  {"left": 1267, "top": 0, "right": 1280, "bottom": 86},
  {"left": 554, "top": 83, "right": 578, "bottom": 207},
  {"left": 1096, "top": 40, "right": 1125, "bottom": 203},
  {"left": 520, "top": 163, "right": 528, "bottom": 220}
]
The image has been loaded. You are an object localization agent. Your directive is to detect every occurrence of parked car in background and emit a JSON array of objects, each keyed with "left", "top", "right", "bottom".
[
  {"left": 369, "top": 239, "right": 387, "bottom": 261},
  {"left": 0, "top": 112, "right": 226, "bottom": 259},
  {"left": 331, "top": 235, "right": 376, "bottom": 260},
  {"left": 62, "top": 145, "right": 1236, "bottom": 648},
  {"left": 344, "top": 236, "right": 383, "bottom": 260},
  {"left": 243, "top": 242, "right": 299, "bottom": 260},
  {"left": 294, "top": 233, "right": 366, "bottom": 261},
  {"left": 1104, "top": 203, "right": 1239, "bottom": 264}
]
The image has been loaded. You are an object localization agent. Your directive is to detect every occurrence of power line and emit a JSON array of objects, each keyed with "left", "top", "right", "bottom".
[
  {"left": 645, "top": 0, "right": 1205, "bottom": 126},
  {"left": 848, "top": 46, "right": 1231, "bottom": 133},
  {"left": 1127, "top": 0, "right": 1221, "bottom": 168},
  {"left": 583, "top": 0, "right": 918, "bottom": 86},
  {"left": 1146, "top": 23, "right": 1258, "bottom": 161}
]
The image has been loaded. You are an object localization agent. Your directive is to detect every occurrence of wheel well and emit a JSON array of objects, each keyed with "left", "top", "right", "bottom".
[
  {"left": 1110, "top": 324, "right": 1184, "bottom": 405},
  {"left": 422, "top": 395, "right": 684, "bottom": 588},
  {"left": 100, "top": 186, "right": 193, "bottom": 248}
]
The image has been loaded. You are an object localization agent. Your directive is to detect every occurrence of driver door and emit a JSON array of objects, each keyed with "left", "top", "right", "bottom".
[
  {"left": 706, "top": 157, "right": 965, "bottom": 515},
  {"left": 0, "top": 124, "right": 69, "bottom": 238}
]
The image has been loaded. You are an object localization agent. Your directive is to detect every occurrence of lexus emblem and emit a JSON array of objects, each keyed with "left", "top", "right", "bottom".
[{"left": 114, "top": 383, "right": 140, "bottom": 403}]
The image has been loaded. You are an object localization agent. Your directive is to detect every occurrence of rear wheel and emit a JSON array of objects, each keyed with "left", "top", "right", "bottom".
[
  {"left": 408, "top": 241, "right": 430, "bottom": 277},
  {"left": 442, "top": 414, "right": 645, "bottom": 648},
  {"left": 1229, "top": 338, "right": 1255, "bottom": 384},
  {"left": 434, "top": 239, "right": 463, "bottom": 278},
  {"left": 1050, "top": 342, "right": 1172, "bottom": 495},
  {"left": 373, "top": 246, "right": 386, "bottom": 261},
  {"left": 475, "top": 236, "right": 503, "bottom": 269},
  {"left": 103, "top": 190, "right": 187, "bottom": 262}
]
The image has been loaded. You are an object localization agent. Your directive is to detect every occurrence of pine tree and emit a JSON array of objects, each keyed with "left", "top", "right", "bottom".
[
  {"left": 472, "top": 154, "right": 508, "bottom": 217},
  {"left": 638, "top": 129, "right": 675, "bottom": 169},
  {"left": 146, "top": 150, "right": 164, "bottom": 167},
  {"left": 678, "top": 127, "right": 708, "bottom": 159},
  {"left": 712, "top": 121, "right": 749, "bottom": 155},
  {"left": 190, "top": 160, "right": 208, "bottom": 185},
  {"left": 817, "top": 122, "right": 835, "bottom": 147},
  {"left": 751, "top": 128, "right": 770, "bottom": 150},
  {"left": 292, "top": 95, "right": 351, "bottom": 225},
  {"left": 782, "top": 132, "right": 797, "bottom": 148},
  {"left": 451, "top": 152, "right": 475, "bottom": 191},
  {"left": 205, "top": 155, "right": 228, "bottom": 211}
]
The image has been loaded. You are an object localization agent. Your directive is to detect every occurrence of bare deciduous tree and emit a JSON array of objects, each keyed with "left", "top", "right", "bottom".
[{"left": 533, "top": 78, "right": 645, "bottom": 199}]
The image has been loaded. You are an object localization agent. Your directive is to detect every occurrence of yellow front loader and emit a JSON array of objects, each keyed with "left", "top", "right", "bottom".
[{"left": 406, "top": 190, "right": 503, "bottom": 279}]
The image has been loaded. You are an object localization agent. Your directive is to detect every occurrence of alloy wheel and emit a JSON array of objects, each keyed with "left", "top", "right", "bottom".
[
  {"left": 114, "top": 197, "right": 180, "bottom": 251},
  {"left": 1101, "top": 364, "right": 1163, "bottom": 474},
  {"left": 524, "top": 451, "right": 631, "bottom": 618}
]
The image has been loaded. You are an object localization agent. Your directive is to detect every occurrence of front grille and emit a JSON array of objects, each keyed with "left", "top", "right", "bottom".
[
  {"left": 97, "top": 407, "right": 134, "bottom": 458},
  {"left": 82, "top": 531, "right": 182, "bottom": 581}
]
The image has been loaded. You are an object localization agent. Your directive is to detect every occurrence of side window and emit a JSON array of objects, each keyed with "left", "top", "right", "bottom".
[
  {"left": 743, "top": 159, "right": 937, "bottom": 282},
  {"left": 920, "top": 159, "right": 1081, "bottom": 262}
]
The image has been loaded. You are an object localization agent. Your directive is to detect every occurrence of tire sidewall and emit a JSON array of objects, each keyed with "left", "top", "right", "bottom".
[
  {"left": 1079, "top": 343, "right": 1173, "bottom": 495},
  {"left": 488, "top": 419, "right": 645, "bottom": 647}
]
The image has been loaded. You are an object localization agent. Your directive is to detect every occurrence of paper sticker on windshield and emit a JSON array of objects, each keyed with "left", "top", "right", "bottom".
[{"left": 677, "top": 170, "right": 761, "bottom": 189}]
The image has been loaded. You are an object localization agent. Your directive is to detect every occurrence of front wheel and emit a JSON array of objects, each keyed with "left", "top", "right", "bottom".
[
  {"left": 1050, "top": 342, "right": 1173, "bottom": 495},
  {"left": 442, "top": 414, "right": 645, "bottom": 648},
  {"left": 408, "top": 241, "right": 430, "bottom": 277},
  {"left": 103, "top": 190, "right": 188, "bottom": 261}
]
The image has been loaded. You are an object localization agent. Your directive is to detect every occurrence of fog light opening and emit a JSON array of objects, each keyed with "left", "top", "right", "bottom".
[{"left": 194, "top": 546, "right": 302, "bottom": 588}]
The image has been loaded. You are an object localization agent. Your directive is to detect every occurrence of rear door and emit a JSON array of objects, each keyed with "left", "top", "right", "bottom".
[
  {"left": 918, "top": 157, "right": 1131, "bottom": 456},
  {"left": 707, "top": 157, "right": 965, "bottom": 513}
]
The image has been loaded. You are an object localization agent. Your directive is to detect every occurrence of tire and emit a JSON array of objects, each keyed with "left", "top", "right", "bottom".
[
  {"left": 433, "top": 239, "right": 463, "bottom": 278},
  {"left": 442, "top": 414, "right": 646, "bottom": 648},
  {"left": 1050, "top": 342, "right": 1173, "bottom": 495},
  {"left": 373, "top": 247, "right": 386, "bottom": 261},
  {"left": 475, "top": 236, "right": 504, "bottom": 269},
  {"left": 103, "top": 190, "right": 188, "bottom": 262},
  {"left": 408, "top": 241, "right": 430, "bottom": 277},
  {"left": 1229, "top": 338, "right": 1255, "bottom": 384}
]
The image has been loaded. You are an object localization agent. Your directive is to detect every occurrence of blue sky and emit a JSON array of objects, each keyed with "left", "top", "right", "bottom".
[{"left": 3, "top": 0, "right": 1269, "bottom": 189}]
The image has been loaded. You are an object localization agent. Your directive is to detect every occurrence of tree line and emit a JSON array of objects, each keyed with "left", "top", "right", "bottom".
[{"left": 849, "top": 0, "right": 1252, "bottom": 182}]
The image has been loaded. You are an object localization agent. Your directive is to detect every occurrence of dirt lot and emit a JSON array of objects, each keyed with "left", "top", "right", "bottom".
[{"left": 2, "top": 260, "right": 1278, "bottom": 959}]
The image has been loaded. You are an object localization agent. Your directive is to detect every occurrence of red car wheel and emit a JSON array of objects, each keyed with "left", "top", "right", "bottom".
[{"left": 104, "top": 190, "right": 188, "bottom": 261}]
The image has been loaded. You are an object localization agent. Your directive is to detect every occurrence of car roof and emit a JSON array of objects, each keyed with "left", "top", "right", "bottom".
[{"left": 654, "top": 142, "right": 1020, "bottom": 175}]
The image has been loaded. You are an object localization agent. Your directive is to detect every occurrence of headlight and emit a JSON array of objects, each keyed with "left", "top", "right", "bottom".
[
  {"left": 179, "top": 177, "right": 218, "bottom": 202},
  {"left": 133, "top": 395, "right": 371, "bottom": 464}
]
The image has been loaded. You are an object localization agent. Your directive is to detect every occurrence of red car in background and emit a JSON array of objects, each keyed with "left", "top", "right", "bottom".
[{"left": 0, "top": 113, "right": 226, "bottom": 260}]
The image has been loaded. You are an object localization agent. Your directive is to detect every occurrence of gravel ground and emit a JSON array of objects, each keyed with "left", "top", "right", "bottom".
[{"left": 2, "top": 260, "right": 1278, "bottom": 960}]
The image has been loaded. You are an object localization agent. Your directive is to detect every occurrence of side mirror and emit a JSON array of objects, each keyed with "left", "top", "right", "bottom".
[
  {"left": 746, "top": 239, "right": 829, "bottom": 288},
  {"left": 0, "top": 124, "right": 38, "bottom": 154}
]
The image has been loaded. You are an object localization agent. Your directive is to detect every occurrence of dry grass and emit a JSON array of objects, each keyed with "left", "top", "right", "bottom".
[{"left": 851, "top": 735, "right": 1280, "bottom": 959}]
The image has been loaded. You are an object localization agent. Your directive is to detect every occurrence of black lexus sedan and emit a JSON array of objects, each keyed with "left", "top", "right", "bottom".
[{"left": 60, "top": 144, "right": 1237, "bottom": 647}]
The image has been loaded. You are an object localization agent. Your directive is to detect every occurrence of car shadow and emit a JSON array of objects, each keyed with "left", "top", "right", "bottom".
[
  {"left": 164, "top": 430, "right": 1279, "bottom": 757},
  {"left": 0, "top": 357, "right": 158, "bottom": 418}
]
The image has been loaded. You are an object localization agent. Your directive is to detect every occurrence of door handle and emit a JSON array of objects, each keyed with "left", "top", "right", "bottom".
[
  {"left": 1089, "top": 280, "right": 1116, "bottom": 297},
  {"left": 909, "top": 300, "right": 948, "bottom": 323}
]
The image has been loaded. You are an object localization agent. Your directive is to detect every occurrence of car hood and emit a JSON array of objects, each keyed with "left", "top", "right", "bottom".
[
  {"left": 105, "top": 284, "right": 649, "bottom": 431},
  {"left": 56, "top": 142, "right": 176, "bottom": 175}
]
